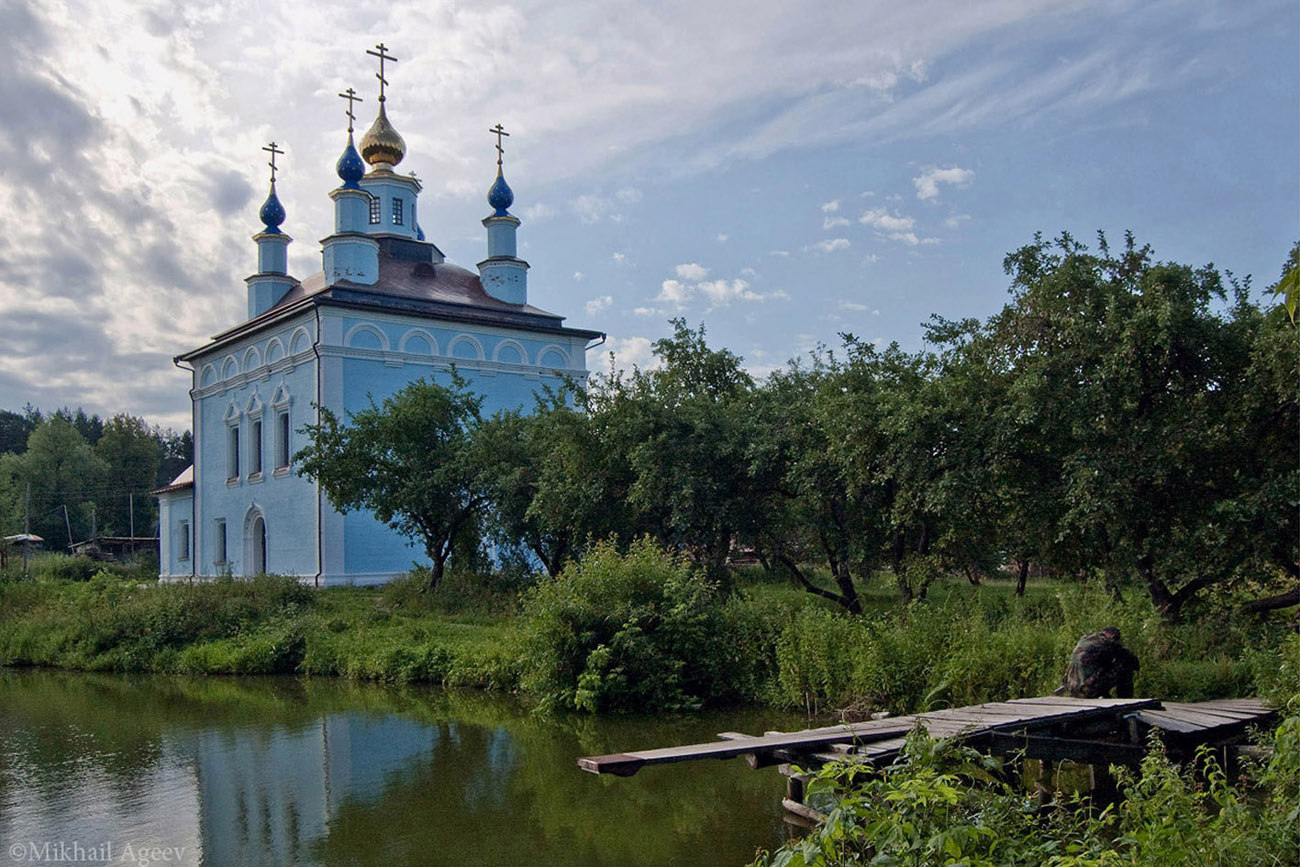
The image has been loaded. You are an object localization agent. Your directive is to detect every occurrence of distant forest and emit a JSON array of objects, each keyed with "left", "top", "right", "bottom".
[{"left": 0, "top": 406, "right": 192, "bottom": 548}]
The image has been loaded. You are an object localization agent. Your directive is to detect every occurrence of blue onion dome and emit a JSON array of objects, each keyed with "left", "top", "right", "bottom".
[
  {"left": 259, "top": 185, "right": 286, "bottom": 233},
  {"left": 488, "top": 171, "right": 514, "bottom": 216},
  {"left": 336, "top": 136, "right": 365, "bottom": 188}
]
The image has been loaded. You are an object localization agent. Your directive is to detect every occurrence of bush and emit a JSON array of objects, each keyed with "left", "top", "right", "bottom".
[
  {"left": 518, "top": 537, "right": 745, "bottom": 713},
  {"left": 754, "top": 707, "right": 1300, "bottom": 867},
  {"left": 30, "top": 554, "right": 118, "bottom": 582}
]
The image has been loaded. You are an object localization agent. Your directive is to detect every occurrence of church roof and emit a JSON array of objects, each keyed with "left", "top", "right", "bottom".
[
  {"left": 152, "top": 465, "right": 194, "bottom": 495},
  {"left": 181, "top": 236, "right": 601, "bottom": 361}
]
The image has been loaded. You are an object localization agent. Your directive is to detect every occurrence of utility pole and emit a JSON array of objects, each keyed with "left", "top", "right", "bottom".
[
  {"left": 129, "top": 492, "right": 135, "bottom": 554},
  {"left": 63, "top": 504, "right": 73, "bottom": 551},
  {"left": 22, "top": 483, "right": 30, "bottom": 578}
]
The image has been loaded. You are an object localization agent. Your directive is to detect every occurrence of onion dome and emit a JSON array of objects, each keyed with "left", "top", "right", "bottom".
[
  {"left": 488, "top": 170, "right": 514, "bottom": 216},
  {"left": 336, "top": 134, "right": 365, "bottom": 188},
  {"left": 359, "top": 102, "right": 405, "bottom": 169},
  {"left": 258, "top": 184, "right": 285, "bottom": 233}
]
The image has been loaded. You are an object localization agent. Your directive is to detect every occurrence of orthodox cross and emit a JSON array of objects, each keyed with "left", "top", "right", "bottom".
[
  {"left": 262, "top": 141, "right": 284, "bottom": 186},
  {"left": 337, "top": 88, "right": 364, "bottom": 133},
  {"left": 490, "top": 123, "right": 509, "bottom": 169},
  {"left": 366, "top": 43, "right": 398, "bottom": 102}
]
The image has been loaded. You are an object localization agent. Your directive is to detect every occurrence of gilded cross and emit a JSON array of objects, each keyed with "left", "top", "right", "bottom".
[
  {"left": 337, "top": 88, "right": 364, "bottom": 133},
  {"left": 490, "top": 123, "right": 510, "bottom": 168},
  {"left": 366, "top": 43, "right": 398, "bottom": 102},
  {"left": 262, "top": 142, "right": 284, "bottom": 186}
]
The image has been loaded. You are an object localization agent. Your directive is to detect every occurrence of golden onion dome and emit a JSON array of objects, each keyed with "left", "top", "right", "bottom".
[{"left": 359, "top": 102, "right": 406, "bottom": 169}]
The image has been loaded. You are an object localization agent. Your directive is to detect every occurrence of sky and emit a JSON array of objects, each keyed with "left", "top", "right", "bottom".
[{"left": 0, "top": 0, "right": 1295, "bottom": 431}]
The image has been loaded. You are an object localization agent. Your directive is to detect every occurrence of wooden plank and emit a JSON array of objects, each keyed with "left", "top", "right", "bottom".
[
  {"left": 1132, "top": 710, "right": 1209, "bottom": 735},
  {"left": 578, "top": 697, "right": 1159, "bottom": 776},
  {"left": 1157, "top": 704, "right": 1262, "bottom": 723},
  {"left": 1147, "top": 706, "right": 1261, "bottom": 729},
  {"left": 1190, "top": 698, "right": 1270, "bottom": 710},
  {"left": 577, "top": 717, "right": 920, "bottom": 775},
  {"left": 989, "top": 732, "right": 1148, "bottom": 766}
]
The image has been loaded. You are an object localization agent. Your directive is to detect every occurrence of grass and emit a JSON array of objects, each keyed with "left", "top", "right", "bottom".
[{"left": 1, "top": 553, "right": 1294, "bottom": 714}]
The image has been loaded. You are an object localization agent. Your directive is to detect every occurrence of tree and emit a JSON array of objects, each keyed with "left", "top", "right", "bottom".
[
  {"left": 599, "top": 320, "right": 762, "bottom": 579},
  {"left": 95, "top": 414, "right": 161, "bottom": 536},
  {"left": 295, "top": 377, "right": 486, "bottom": 590},
  {"left": 986, "top": 231, "right": 1292, "bottom": 620},
  {"left": 0, "top": 415, "right": 107, "bottom": 546}
]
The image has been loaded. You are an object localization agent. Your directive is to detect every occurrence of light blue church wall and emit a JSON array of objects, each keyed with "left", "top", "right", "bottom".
[
  {"left": 313, "top": 308, "right": 590, "bottom": 583},
  {"left": 183, "top": 313, "right": 322, "bottom": 580},
  {"left": 158, "top": 488, "right": 193, "bottom": 579}
]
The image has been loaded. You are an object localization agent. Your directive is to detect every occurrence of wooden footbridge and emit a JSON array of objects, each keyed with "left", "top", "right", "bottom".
[{"left": 578, "top": 696, "right": 1277, "bottom": 819}]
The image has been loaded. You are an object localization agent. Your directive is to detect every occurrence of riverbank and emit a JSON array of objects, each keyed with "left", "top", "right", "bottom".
[{"left": 1, "top": 565, "right": 1296, "bottom": 712}]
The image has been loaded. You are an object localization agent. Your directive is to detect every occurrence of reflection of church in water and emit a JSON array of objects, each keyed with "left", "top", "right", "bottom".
[
  {"left": 193, "top": 712, "right": 516, "bottom": 865},
  {"left": 156, "top": 44, "right": 602, "bottom": 584}
]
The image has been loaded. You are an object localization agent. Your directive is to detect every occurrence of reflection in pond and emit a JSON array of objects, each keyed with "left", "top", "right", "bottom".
[{"left": 0, "top": 672, "right": 805, "bottom": 866}]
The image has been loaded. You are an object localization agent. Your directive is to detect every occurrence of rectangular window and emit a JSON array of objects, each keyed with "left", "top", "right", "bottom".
[
  {"left": 368, "top": 195, "right": 381, "bottom": 224},
  {"left": 178, "top": 521, "right": 190, "bottom": 561},
  {"left": 276, "top": 411, "right": 291, "bottom": 469},
  {"left": 227, "top": 426, "right": 240, "bottom": 479},
  {"left": 251, "top": 419, "right": 263, "bottom": 475},
  {"left": 215, "top": 519, "right": 227, "bottom": 565},
  {"left": 392, "top": 197, "right": 404, "bottom": 225}
]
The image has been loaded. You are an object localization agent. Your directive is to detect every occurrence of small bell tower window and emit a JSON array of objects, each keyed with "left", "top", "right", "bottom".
[
  {"left": 368, "top": 195, "right": 381, "bottom": 224},
  {"left": 392, "top": 197, "right": 404, "bottom": 225}
]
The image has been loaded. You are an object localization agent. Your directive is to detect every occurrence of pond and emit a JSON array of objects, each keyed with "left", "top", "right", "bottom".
[{"left": 0, "top": 671, "right": 810, "bottom": 866}]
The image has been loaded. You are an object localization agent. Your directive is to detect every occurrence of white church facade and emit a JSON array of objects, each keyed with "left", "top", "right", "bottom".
[{"left": 155, "top": 48, "right": 602, "bottom": 584}]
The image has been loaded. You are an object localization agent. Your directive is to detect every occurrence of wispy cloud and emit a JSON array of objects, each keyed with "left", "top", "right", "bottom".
[
  {"left": 812, "top": 238, "right": 851, "bottom": 253},
  {"left": 913, "top": 166, "right": 974, "bottom": 200},
  {"left": 585, "top": 295, "right": 614, "bottom": 316}
]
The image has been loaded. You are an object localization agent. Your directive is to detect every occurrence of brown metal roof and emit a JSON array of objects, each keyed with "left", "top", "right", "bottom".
[{"left": 183, "top": 235, "right": 602, "bottom": 360}]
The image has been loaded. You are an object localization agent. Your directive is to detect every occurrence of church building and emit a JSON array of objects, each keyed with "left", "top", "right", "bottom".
[{"left": 155, "top": 47, "right": 602, "bottom": 584}]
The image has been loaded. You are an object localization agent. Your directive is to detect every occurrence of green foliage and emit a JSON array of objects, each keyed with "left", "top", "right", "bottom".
[
  {"left": 755, "top": 706, "right": 1300, "bottom": 867},
  {"left": 771, "top": 583, "right": 1286, "bottom": 714},
  {"left": 295, "top": 375, "right": 486, "bottom": 589},
  {"left": 518, "top": 537, "right": 747, "bottom": 713}
]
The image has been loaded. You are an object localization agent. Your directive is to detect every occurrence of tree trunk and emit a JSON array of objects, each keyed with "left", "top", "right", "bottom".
[
  {"left": 1015, "top": 559, "right": 1029, "bottom": 597},
  {"left": 1239, "top": 585, "right": 1300, "bottom": 615}
]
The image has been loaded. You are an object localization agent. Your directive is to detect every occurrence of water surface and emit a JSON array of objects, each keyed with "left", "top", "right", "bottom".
[{"left": 0, "top": 671, "right": 807, "bottom": 866}]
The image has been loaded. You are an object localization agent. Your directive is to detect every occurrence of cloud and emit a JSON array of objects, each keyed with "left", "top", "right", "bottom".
[
  {"left": 716, "top": 234, "right": 728, "bottom": 243},
  {"left": 603, "top": 336, "right": 659, "bottom": 374},
  {"left": 615, "top": 187, "right": 642, "bottom": 205},
  {"left": 520, "top": 202, "right": 556, "bottom": 221},
  {"left": 585, "top": 295, "right": 613, "bottom": 316},
  {"left": 813, "top": 238, "right": 851, "bottom": 253},
  {"left": 823, "top": 216, "right": 851, "bottom": 229},
  {"left": 860, "top": 208, "right": 916, "bottom": 233},
  {"left": 859, "top": 208, "right": 936, "bottom": 245},
  {"left": 820, "top": 199, "right": 840, "bottom": 213},
  {"left": 944, "top": 213, "right": 972, "bottom": 229},
  {"left": 839, "top": 300, "right": 869, "bottom": 311},
  {"left": 611, "top": 252, "right": 628, "bottom": 263},
  {"left": 573, "top": 271, "right": 585, "bottom": 280},
  {"left": 657, "top": 279, "right": 692, "bottom": 306},
  {"left": 913, "top": 166, "right": 974, "bottom": 200},
  {"left": 674, "top": 262, "right": 709, "bottom": 281}
]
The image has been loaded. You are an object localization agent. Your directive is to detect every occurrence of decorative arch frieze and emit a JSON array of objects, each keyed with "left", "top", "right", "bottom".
[
  {"left": 344, "top": 323, "right": 390, "bottom": 351},
  {"left": 537, "top": 345, "right": 570, "bottom": 370},
  {"left": 399, "top": 329, "right": 437, "bottom": 356},
  {"left": 492, "top": 339, "right": 528, "bottom": 365},
  {"left": 289, "top": 327, "right": 312, "bottom": 356},
  {"left": 448, "top": 334, "right": 485, "bottom": 361}
]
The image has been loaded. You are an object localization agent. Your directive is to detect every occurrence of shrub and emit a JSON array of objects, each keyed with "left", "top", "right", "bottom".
[{"left": 518, "top": 537, "right": 743, "bottom": 713}]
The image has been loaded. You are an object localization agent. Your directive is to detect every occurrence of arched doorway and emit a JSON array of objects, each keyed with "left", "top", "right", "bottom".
[{"left": 244, "top": 508, "right": 267, "bottom": 576}]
